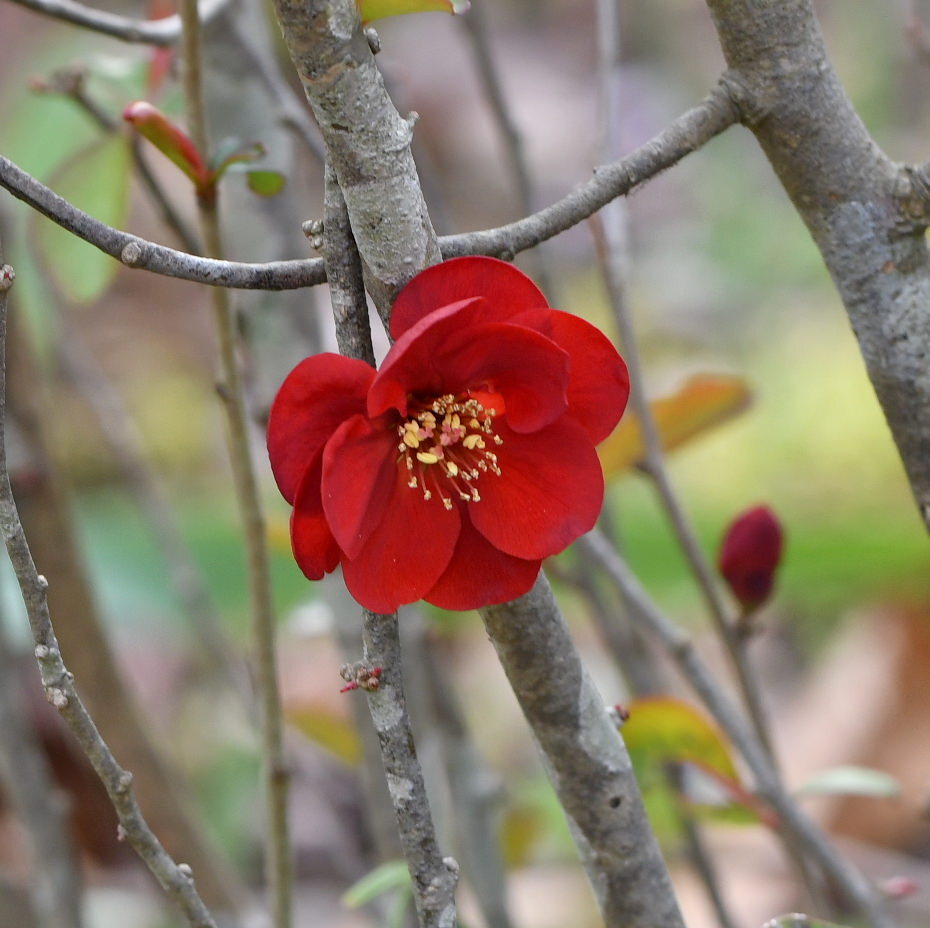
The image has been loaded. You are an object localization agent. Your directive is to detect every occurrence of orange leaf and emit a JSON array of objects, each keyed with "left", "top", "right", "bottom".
[{"left": 599, "top": 373, "right": 751, "bottom": 477}]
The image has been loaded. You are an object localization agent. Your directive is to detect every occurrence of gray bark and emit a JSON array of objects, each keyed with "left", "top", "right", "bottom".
[
  {"left": 706, "top": 0, "right": 930, "bottom": 530},
  {"left": 482, "top": 574, "right": 685, "bottom": 928}
]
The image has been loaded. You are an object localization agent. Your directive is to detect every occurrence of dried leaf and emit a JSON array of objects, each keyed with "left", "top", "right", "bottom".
[{"left": 599, "top": 373, "right": 751, "bottom": 476}]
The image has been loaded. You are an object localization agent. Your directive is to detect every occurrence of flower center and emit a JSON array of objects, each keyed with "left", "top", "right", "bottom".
[{"left": 396, "top": 393, "right": 503, "bottom": 510}]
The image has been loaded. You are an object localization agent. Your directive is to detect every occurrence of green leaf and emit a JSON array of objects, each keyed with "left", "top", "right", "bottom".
[
  {"left": 357, "top": 0, "right": 469, "bottom": 24},
  {"left": 34, "top": 134, "right": 132, "bottom": 304},
  {"left": 246, "top": 170, "right": 286, "bottom": 197},
  {"left": 210, "top": 137, "right": 265, "bottom": 178},
  {"left": 794, "top": 766, "right": 901, "bottom": 800},
  {"left": 342, "top": 859, "right": 411, "bottom": 908}
]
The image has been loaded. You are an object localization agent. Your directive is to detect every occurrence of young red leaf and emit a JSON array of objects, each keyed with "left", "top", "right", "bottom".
[
  {"left": 123, "top": 101, "right": 209, "bottom": 187},
  {"left": 718, "top": 505, "right": 784, "bottom": 610}
]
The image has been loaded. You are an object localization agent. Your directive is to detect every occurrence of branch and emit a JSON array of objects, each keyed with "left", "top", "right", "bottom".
[
  {"left": 0, "top": 263, "right": 219, "bottom": 928},
  {"left": 320, "top": 165, "right": 457, "bottom": 927},
  {"left": 362, "top": 611, "right": 459, "bottom": 928},
  {"left": 7, "top": 0, "right": 228, "bottom": 46},
  {"left": 0, "top": 624, "right": 83, "bottom": 928},
  {"left": 0, "top": 84, "right": 736, "bottom": 295},
  {"left": 177, "top": 2, "right": 293, "bottom": 923},
  {"left": 705, "top": 0, "right": 930, "bottom": 531},
  {"left": 481, "top": 573, "right": 686, "bottom": 928},
  {"left": 579, "top": 529, "right": 891, "bottom": 928},
  {"left": 0, "top": 154, "right": 324, "bottom": 289}
]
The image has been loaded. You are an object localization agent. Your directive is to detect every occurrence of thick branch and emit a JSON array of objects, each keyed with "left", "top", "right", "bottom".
[
  {"left": 579, "top": 530, "right": 890, "bottom": 928},
  {"left": 268, "top": 0, "right": 440, "bottom": 312},
  {"left": 481, "top": 574, "right": 685, "bottom": 928},
  {"left": 705, "top": 0, "right": 930, "bottom": 529}
]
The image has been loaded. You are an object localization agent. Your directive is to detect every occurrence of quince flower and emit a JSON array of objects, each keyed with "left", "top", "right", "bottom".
[{"left": 267, "top": 256, "right": 629, "bottom": 612}]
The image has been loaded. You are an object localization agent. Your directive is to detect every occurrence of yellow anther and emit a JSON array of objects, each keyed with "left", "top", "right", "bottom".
[
  {"left": 403, "top": 431, "right": 420, "bottom": 449},
  {"left": 446, "top": 462, "right": 460, "bottom": 477},
  {"left": 417, "top": 451, "right": 439, "bottom": 465},
  {"left": 462, "top": 434, "right": 483, "bottom": 450}
]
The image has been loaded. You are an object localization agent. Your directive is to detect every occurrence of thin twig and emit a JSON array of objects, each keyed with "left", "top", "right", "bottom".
[
  {"left": 0, "top": 83, "right": 738, "bottom": 291},
  {"left": 413, "top": 613, "right": 513, "bottom": 928},
  {"left": 321, "top": 166, "right": 375, "bottom": 366},
  {"left": 0, "top": 618, "right": 84, "bottom": 928},
  {"left": 362, "top": 610, "right": 459, "bottom": 928},
  {"left": 0, "top": 263, "right": 219, "bottom": 928},
  {"left": 321, "top": 167, "right": 458, "bottom": 927},
  {"left": 458, "top": 0, "right": 553, "bottom": 294},
  {"left": 177, "top": 3, "right": 292, "bottom": 925},
  {"left": 578, "top": 529, "right": 891, "bottom": 928},
  {"left": 8, "top": 0, "right": 228, "bottom": 46}
]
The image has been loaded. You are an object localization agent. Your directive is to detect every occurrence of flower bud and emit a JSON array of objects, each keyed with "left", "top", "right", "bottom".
[{"left": 718, "top": 505, "right": 784, "bottom": 610}]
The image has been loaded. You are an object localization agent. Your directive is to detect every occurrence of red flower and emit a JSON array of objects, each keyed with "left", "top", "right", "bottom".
[
  {"left": 267, "top": 256, "right": 630, "bottom": 613},
  {"left": 717, "top": 505, "right": 784, "bottom": 610}
]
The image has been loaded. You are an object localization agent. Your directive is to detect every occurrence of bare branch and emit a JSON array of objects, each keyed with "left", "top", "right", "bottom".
[
  {"left": 362, "top": 610, "right": 459, "bottom": 928},
  {"left": 0, "top": 153, "right": 325, "bottom": 288},
  {"left": 458, "top": 0, "right": 553, "bottom": 294},
  {"left": 578, "top": 529, "right": 891, "bottom": 928},
  {"left": 0, "top": 263, "right": 220, "bottom": 928},
  {"left": 320, "top": 164, "right": 456, "bottom": 927},
  {"left": 7, "top": 0, "right": 228, "bottom": 46},
  {"left": 177, "top": 1, "right": 293, "bottom": 922},
  {"left": 269, "top": 0, "right": 440, "bottom": 313},
  {"left": 481, "top": 573, "right": 685, "bottom": 928},
  {"left": 0, "top": 84, "right": 736, "bottom": 294},
  {"left": 0, "top": 624, "right": 83, "bottom": 928},
  {"left": 705, "top": 0, "right": 930, "bottom": 530}
]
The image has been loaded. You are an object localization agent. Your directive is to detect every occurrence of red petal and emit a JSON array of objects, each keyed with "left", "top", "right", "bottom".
[
  {"left": 371, "top": 301, "right": 570, "bottom": 433},
  {"left": 267, "top": 354, "right": 375, "bottom": 505},
  {"left": 424, "top": 517, "right": 541, "bottom": 610},
  {"left": 340, "top": 467, "right": 461, "bottom": 613},
  {"left": 367, "top": 297, "right": 484, "bottom": 418},
  {"left": 290, "top": 452, "right": 341, "bottom": 580},
  {"left": 321, "top": 413, "right": 398, "bottom": 560},
  {"left": 390, "top": 256, "right": 549, "bottom": 340},
  {"left": 469, "top": 417, "right": 604, "bottom": 560},
  {"left": 514, "top": 308, "right": 630, "bottom": 444}
]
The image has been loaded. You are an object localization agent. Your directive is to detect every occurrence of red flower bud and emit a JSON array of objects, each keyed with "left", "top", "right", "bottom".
[{"left": 717, "top": 505, "right": 784, "bottom": 610}]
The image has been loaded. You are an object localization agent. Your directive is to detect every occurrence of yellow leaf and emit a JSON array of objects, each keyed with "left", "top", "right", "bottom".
[
  {"left": 599, "top": 373, "right": 752, "bottom": 477},
  {"left": 620, "top": 697, "right": 766, "bottom": 831},
  {"left": 357, "top": 0, "right": 468, "bottom": 24},
  {"left": 622, "top": 696, "right": 739, "bottom": 781},
  {"left": 287, "top": 705, "right": 361, "bottom": 764}
]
